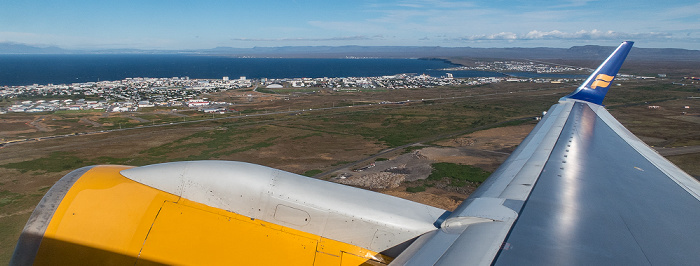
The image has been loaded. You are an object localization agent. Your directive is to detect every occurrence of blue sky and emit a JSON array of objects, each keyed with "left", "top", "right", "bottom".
[{"left": 1, "top": 0, "right": 698, "bottom": 50}]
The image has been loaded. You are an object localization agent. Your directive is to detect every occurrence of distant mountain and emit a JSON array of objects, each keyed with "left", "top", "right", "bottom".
[
  {"left": 565, "top": 45, "right": 700, "bottom": 61},
  {"left": 0, "top": 42, "right": 71, "bottom": 54},
  {"left": 1, "top": 42, "right": 699, "bottom": 61}
]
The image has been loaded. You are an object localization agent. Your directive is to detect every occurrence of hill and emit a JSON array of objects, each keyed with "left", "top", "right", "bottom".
[{"left": 2, "top": 42, "right": 699, "bottom": 62}]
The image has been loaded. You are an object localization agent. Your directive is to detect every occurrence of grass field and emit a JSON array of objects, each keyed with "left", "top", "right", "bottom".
[{"left": 406, "top": 162, "right": 492, "bottom": 192}]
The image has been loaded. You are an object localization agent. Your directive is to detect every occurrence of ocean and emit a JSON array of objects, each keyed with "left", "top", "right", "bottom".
[{"left": 0, "top": 55, "right": 509, "bottom": 86}]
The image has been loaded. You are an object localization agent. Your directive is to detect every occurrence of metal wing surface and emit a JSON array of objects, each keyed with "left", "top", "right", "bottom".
[
  {"left": 393, "top": 41, "right": 700, "bottom": 265},
  {"left": 493, "top": 98, "right": 700, "bottom": 265}
]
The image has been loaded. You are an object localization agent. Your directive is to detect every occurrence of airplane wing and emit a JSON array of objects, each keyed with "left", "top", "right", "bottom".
[
  {"left": 12, "top": 41, "right": 700, "bottom": 265},
  {"left": 391, "top": 41, "right": 700, "bottom": 265}
]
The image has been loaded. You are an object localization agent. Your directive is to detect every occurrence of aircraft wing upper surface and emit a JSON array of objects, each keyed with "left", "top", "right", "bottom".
[
  {"left": 392, "top": 41, "right": 700, "bottom": 265},
  {"left": 494, "top": 98, "right": 700, "bottom": 265}
]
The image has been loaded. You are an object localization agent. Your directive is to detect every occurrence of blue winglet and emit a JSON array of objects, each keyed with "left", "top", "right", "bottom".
[{"left": 562, "top": 41, "right": 634, "bottom": 105}]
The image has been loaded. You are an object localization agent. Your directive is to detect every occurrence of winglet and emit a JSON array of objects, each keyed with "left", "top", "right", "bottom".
[{"left": 562, "top": 41, "right": 634, "bottom": 105}]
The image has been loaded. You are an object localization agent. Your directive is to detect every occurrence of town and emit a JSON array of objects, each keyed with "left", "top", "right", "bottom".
[
  {"left": 0, "top": 74, "right": 570, "bottom": 114},
  {"left": 2, "top": 59, "right": 660, "bottom": 115},
  {"left": 441, "top": 60, "right": 587, "bottom": 73}
]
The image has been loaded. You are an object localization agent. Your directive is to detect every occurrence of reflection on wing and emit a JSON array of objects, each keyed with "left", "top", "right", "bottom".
[{"left": 13, "top": 41, "right": 700, "bottom": 265}]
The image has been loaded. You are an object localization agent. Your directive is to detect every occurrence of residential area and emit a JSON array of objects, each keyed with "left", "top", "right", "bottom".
[{"left": 1, "top": 69, "right": 591, "bottom": 115}]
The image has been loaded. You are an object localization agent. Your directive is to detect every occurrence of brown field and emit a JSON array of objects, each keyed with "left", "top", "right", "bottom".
[{"left": 0, "top": 78, "right": 698, "bottom": 263}]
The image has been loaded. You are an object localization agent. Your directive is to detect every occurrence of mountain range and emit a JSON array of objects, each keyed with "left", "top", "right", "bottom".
[{"left": 1, "top": 42, "right": 699, "bottom": 62}]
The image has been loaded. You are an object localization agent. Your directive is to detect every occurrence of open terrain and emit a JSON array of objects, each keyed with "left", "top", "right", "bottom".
[{"left": 0, "top": 78, "right": 698, "bottom": 263}]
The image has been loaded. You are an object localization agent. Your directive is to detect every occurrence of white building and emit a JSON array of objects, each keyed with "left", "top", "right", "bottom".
[
  {"left": 138, "top": 101, "right": 154, "bottom": 108},
  {"left": 186, "top": 100, "right": 210, "bottom": 108}
]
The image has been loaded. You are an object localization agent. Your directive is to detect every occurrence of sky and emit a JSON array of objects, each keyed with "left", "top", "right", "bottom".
[{"left": 0, "top": 0, "right": 698, "bottom": 50}]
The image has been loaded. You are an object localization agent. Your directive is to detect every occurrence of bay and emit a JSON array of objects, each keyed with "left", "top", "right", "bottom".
[{"left": 0, "top": 55, "right": 505, "bottom": 86}]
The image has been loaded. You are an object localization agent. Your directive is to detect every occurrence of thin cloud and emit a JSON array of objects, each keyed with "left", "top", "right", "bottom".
[
  {"left": 385, "top": 0, "right": 475, "bottom": 9},
  {"left": 553, "top": 0, "right": 599, "bottom": 8},
  {"left": 659, "top": 2, "right": 700, "bottom": 21},
  {"left": 525, "top": 30, "right": 671, "bottom": 40},
  {"left": 465, "top": 32, "right": 518, "bottom": 40},
  {"left": 459, "top": 30, "right": 673, "bottom": 41},
  {"left": 0, "top": 31, "right": 52, "bottom": 45},
  {"left": 307, "top": 20, "right": 388, "bottom": 34},
  {"left": 231, "top": 36, "right": 378, "bottom": 42}
]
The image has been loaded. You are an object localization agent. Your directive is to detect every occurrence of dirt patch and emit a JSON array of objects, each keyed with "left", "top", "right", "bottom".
[
  {"left": 382, "top": 187, "right": 471, "bottom": 211},
  {"left": 331, "top": 150, "right": 433, "bottom": 185},
  {"left": 337, "top": 172, "right": 406, "bottom": 189},
  {"left": 0, "top": 122, "right": 34, "bottom": 132},
  {"left": 216, "top": 127, "right": 387, "bottom": 175},
  {"left": 329, "top": 144, "right": 511, "bottom": 198},
  {"left": 29, "top": 116, "right": 54, "bottom": 132},
  {"left": 330, "top": 125, "right": 533, "bottom": 190},
  {"left": 668, "top": 115, "right": 700, "bottom": 124},
  {"left": 637, "top": 136, "right": 668, "bottom": 146},
  {"left": 321, "top": 123, "right": 537, "bottom": 206},
  {"left": 79, "top": 117, "right": 103, "bottom": 127},
  {"left": 419, "top": 147, "right": 508, "bottom": 172},
  {"left": 0, "top": 168, "right": 61, "bottom": 195},
  {"left": 436, "top": 124, "right": 535, "bottom": 152},
  {"left": 324, "top": 124, "right": 537, "bottom": 210}
]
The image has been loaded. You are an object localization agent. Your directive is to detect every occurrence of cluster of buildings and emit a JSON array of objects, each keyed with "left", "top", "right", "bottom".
[
  {"left": 261, "top": 73, "right": 470, "bottom": 90},
  {"left": 6, "top": 99, "right": 107, "bottom": 113},
  {"left": 1, "top": 73, "right": 583, "bottom": 114},
  {"left": 443, "top": 61, "right": 586, "bottom": 74},
  {"left": 2, "top": 98, "right": 235, "bottom": 114},
  {"left": 260, "top": 72, "right": 579, "bottom": 91},
  {"left": 0, "top": 76, "right": 251, "bottom": 114},
  {"left": 1, "top": 76, "right": 251, "bottom": 101}
]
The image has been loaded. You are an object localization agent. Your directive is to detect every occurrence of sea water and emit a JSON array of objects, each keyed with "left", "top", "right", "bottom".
[{"left": 0, "top": 54, "right": 507, "bottom": 86}]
